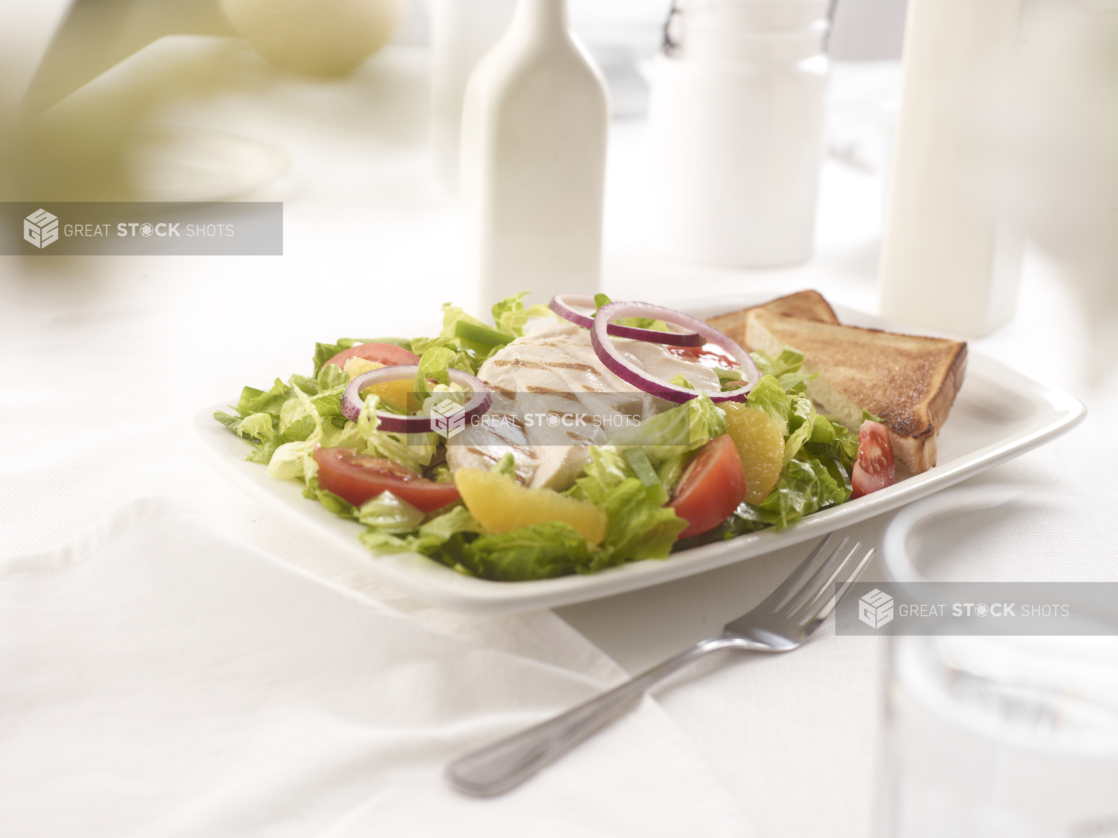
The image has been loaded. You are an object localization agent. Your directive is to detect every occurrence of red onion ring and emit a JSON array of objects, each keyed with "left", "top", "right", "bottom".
[
  {"left": 340, "top": 364, "right": 492, "bottom": 433},
  {"left": 550, "top": 294, "right": 703, "bottom": 347},
  {"left": 590, "top": 302, "right": 761, "bottom": 404}
]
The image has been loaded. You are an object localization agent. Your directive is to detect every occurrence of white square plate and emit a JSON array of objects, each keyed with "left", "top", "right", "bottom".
[{"left": 188, "top": 303, "right": 1085, "bottom": 614}]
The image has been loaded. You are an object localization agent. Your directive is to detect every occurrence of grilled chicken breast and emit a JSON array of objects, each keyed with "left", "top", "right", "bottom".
[{"left": 446, "top": 320, "right": 720, "bottom": 490}]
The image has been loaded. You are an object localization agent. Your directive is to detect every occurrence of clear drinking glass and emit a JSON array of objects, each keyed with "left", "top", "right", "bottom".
[{"left": 877, "top": 486, "right": 1118, "bottom": 838}]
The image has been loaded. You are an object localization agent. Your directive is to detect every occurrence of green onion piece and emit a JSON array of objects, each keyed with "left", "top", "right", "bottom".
[
  {"left": 624, "top": 447, "right": 661, "bottom": 488},
  {"left": 455, "top": 320, "right": 514, "bottom": 347}
]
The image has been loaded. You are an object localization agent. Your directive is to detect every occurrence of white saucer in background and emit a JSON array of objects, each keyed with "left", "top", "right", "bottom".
[{"left": 127, "top": 125, "right": 290, "bottom": 203}]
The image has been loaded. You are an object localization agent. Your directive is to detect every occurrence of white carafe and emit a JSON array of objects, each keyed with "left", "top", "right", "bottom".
[
  {"left": 649, "top": 0, "right": 830, "bottom": 268},
  {"left": 878, "top": 0, "right": 1025, "bottom": 336},
  {"left": 458, "top": 0, "right": 609, "bottom": 315}
]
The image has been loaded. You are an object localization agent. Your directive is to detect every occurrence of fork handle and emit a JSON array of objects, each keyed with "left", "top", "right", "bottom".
[{"left": 445, "top": 634, "right": 739, "bottom": 796}]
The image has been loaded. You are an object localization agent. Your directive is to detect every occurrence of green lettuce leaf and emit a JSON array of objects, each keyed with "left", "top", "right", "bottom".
[
  {"left": 291, "top": 374, "right": 318, "bottom": 395},
  {"left": 239, "top": 379, "right": 290, "bottom": 418},
  {"left": 354, "top": 393, "right": 437, "bottom": 473},
  {"left": 571, "top": 449, "right": 685, "bottom": 566},
  {"left": 491, "top": 292, "right": 554, "bottom": 338},
  {"left": 804, "top": 420, "right": 859, "bottom": 473},
  {"left": 669, "top": 374, "right": 695, "bottom": 390},
  {"left": 655, "top": 454, "right": 686, "bottom": 493},
  {"left": 238, "top": 412, "right": 276, "bottom": 442},
  {"left": 735, "top": 457, "right": 847, "bottom": 531},
  {"left": 306, "top": 488, "right": 358, "bottom": 518},
  {"left": 266, "top": 440, "right": 309, "bottom": 479},
  {"left": 605, "top": 395, "right": 727, "bottom": 463},
  {"left": 462, "top": 522, "right": 592, "bottom": 581},
  {"left": 587, "top": 479, "right": 687, "bottom": 569},
  {"left": 490, "top": 453, "right": 517, "bottom": 477},
  {"left": 783, "top": 394, "right": 817, "bottom": 465},
  {"left": 356, "top": 491, "right": 426, "bottom": 534},
  {"left": 412, "top": 344, "right": 456, "bottom": 404},
  {"left": 577, "top": 445, "right": 633, "bottom": 491},
  {"left": 360, "top": 505, "right": 485, "bottom": 563},
  {"left": 316, "top": 364, "right": 349, "bottom": 393},
  {"left": 746, "top": 375, "right": 791, "bottom": 436},
  {"left": 360, "top": 510, "right": 590, "bottom": 582},
  {"left": 752, "top": 347, "right": 804, "bottom": 378},
  {"left": 279, "top": 397, "right": 316, "bottom": 442}
]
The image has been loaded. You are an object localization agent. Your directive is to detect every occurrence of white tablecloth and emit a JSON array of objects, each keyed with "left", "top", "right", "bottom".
[{"left": 2, "top": 34, "right": 1116, "bottom": 838}]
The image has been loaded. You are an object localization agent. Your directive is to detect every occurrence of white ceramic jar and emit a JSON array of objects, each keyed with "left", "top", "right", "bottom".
[
  {"left": 649, "top": 0, "right": 829, "bottom": 267},
  {"left": 458, "top": 0, "right": 609, "bottom": 314}
]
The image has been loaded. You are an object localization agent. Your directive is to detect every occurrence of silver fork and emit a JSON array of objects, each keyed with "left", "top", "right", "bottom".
[{"left": 445, "top": 533, "right": 875, "bottom": 796}]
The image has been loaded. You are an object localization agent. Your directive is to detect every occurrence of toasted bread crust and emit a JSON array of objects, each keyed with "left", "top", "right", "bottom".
[
  {"left": 705, "top": 290, "right": 839, "bottom": 349},
  {"left": 742, "top": 309, "right": 967, "bottom": 473}
]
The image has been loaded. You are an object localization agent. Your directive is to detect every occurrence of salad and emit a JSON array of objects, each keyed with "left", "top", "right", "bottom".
[{"left": 215, "top": 293, "right": 884, "bottom": 582}]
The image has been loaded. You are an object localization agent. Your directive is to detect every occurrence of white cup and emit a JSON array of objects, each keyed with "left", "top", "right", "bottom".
[{"left": 878, "top": 486, "right": 1118, "bottom": 838}]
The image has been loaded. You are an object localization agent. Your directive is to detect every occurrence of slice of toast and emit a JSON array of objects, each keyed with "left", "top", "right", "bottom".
[
  {"left": 743, "top": 308, "right": 967, "bottom": 474},
  {"left": 705, "top": 290, "right": 839, "bottom": 349}
]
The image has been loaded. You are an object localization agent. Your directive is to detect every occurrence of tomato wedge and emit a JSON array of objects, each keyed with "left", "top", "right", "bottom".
[
  {"left": 323, "top": 342, "right": 419, "bottom": 369},
  {"left": 851, "top": 420, "right": 896, "bottom": 499},
  {"left": 669, "top": 435, "right": 747, "bottom": 539},
  {"left": 314, "top": 448, "right": 459, "bottom": 512}
]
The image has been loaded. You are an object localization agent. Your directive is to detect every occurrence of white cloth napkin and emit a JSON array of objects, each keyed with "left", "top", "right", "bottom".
[{"left": 0, "top": 498, "right": 753, "bottom": 838}]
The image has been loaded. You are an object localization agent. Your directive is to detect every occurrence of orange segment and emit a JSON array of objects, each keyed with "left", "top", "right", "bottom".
[
  {"left": 721, "top": 403, "right": 785, "bottom": 504},
  {"left": 363, "top": 378, "right": 420, "bottom": 412},
  {"left": 454, "top": 468, "right": 608, "bottom": 545},
  {"left": 342, "top": 359, "right": 420, "bottom": 411}
]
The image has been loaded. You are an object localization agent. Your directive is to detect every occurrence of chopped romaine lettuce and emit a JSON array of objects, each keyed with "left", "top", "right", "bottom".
[
  {"left": 569, "top": 449, "right": 683, "bottom": 564},
  {"left": 356, "top": 393, "right": 438, "bottom": 474},
  {"left": 734, "top": 456, "right": 847, "bottom": 530},
  {"left": 356, "top": 491, "right": 426, "bottom": 534},
  {"left": 606, "top": 395, "right": 727, "bottom": 463},
  {"left": 745, "top": 375, "right": 791, "bottom": 436},
  {"left": 491, "top": 291, "right": 554, "bottom": 338},
  {"left": 463, "top": 522, "right": 592, "bottom": 581},
  {"left": 783, "top": 393, "right": 817, "bottom": 465}
]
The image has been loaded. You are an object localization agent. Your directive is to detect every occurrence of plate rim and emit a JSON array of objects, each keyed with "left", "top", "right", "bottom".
[{"left": 187, "top": 307, "right": 1087, "bottom": 614}]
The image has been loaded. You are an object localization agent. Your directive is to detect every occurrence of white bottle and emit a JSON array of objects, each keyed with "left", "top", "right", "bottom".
[
  {"left": 878, "top": 0, "right": 1024, "bottom": 336},
  {"left": 428, "top": 0, "right": 517, "bottom": 192},
  {"left": 458, "top": 0, "right": 609, "bottom": 315},
  {"left": 649, "top": 0, "right": 830, "bottom": 268}
]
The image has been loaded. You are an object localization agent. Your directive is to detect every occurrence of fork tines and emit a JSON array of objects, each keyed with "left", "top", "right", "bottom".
[{"left": 765, "top": 534, "right": 876, "bottom": 625}]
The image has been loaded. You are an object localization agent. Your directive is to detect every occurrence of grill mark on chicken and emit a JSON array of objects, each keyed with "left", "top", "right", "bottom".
[
  {"left": 482, "top": 412, "right": 532, "bottom": 437},
  {"left": 487, "top": 359, "right": 599, "bottom": 374},
  {"left": 488, "top": 412, "right": 526, "bottom": 432},
  {"left": 525, "top": 386, "right": 581, "bottom": 400},
  {"left": 464, "top": 442, "right": 539, "bottom": 460},
  {"left": 463, "top": 446, "right": 497, "bottom": 463}
]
